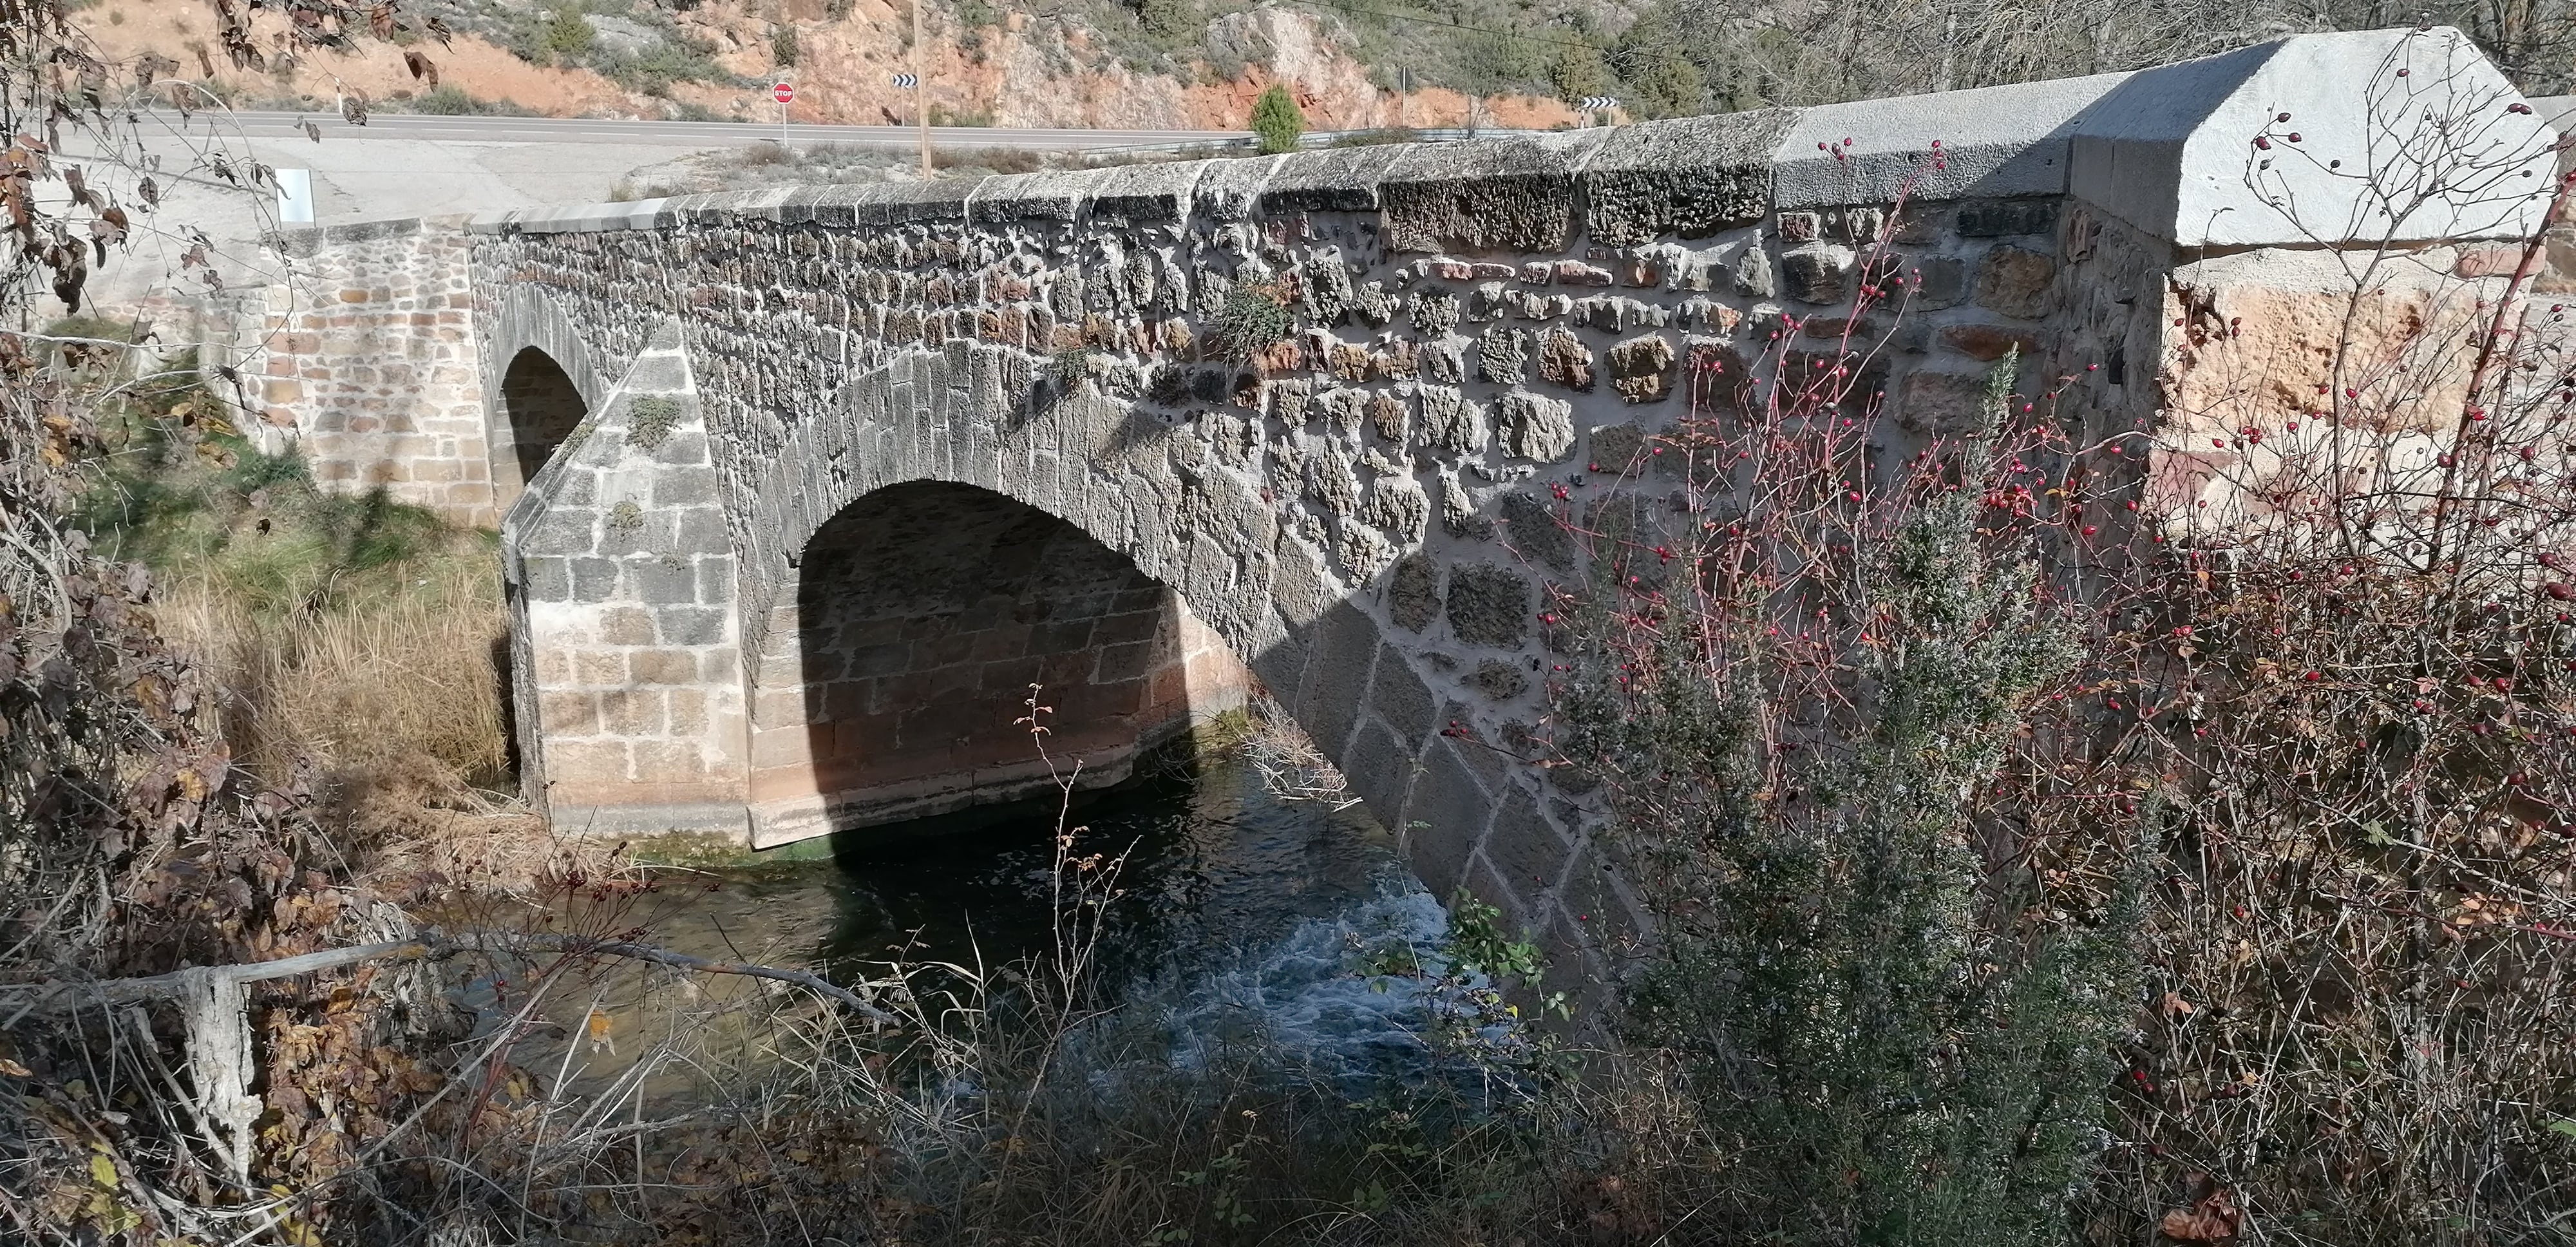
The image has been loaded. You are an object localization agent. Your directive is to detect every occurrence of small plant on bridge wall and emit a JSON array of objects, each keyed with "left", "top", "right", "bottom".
[
  {"left": 1046, "top": 344, "right": 1099, "bottom": 401},
  {"left": 1208, "top": 281, "right": 1295, "bottom": 362},
  {"left": 625, "top": 394, "right": 685, "bottom": 452}
]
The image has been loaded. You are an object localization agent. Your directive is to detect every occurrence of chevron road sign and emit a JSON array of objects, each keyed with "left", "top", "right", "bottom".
[{"left": 892, "top": 72, "right": 919, "bottom": 89}]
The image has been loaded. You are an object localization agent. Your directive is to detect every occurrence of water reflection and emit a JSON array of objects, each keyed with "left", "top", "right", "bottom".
[
  {"left": 807, "top": 751, "right": 1403, "bottom": 993},
  {"left": 466, "top": 748, "right": 1444, "bottom": 1098}
]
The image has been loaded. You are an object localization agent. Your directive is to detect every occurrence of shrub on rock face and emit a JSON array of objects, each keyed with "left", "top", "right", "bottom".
[{"left": 1251, "top": 84, "right": 1304, "bottom": 155}]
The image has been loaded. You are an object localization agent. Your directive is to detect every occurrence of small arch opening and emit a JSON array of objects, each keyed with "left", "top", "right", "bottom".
[{"left": 500, "top": 347, "right": 587, "bottom": 486}]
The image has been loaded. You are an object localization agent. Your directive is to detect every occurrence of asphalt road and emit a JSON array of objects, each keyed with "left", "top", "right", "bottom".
[
  {"left": 212, "top": 109, "right": 1253, "bottom": 153},
  {"left": 77, "top": 109, "right": 1263, "bottom": 309}
]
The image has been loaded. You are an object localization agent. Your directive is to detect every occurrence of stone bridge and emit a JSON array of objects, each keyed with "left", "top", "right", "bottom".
[{"left": 260, "top": 28, "right": 2554, "bottom": 973}]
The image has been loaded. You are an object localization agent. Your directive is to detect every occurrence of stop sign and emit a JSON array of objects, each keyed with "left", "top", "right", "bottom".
[{"left": 772, "top": 82, "right": 793, "bottom": 104}]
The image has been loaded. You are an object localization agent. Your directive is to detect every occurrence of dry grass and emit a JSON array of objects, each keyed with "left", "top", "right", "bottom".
[
  {"left": 325, "top": 753, "right": 641, "bottom": 901},
  {"left": 146, "top": 544, "right": 591, "bottom": 897},
  {"left": 1245, "top": 699, "right": 1363, "bottom": 810},
  {"left": 156, "top": 548, "right": 512, "bottom": 787}
]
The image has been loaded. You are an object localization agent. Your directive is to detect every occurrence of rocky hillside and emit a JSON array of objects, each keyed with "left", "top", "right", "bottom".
[{"left": 74, "top": 0, "right": 1585, "bottom": 131}]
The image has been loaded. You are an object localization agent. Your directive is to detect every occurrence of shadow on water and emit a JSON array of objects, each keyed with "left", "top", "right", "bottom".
[
  {"left": 466, "top": 739, "right": 1446, "bottom": 1101},
  {"left": 804, "top": 743, "right": 1403, "bottom": 997}
]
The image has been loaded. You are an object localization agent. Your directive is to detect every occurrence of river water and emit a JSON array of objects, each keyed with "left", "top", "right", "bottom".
[{"left": 464, "top": 746, "right": 1513, "bottom": 1103}]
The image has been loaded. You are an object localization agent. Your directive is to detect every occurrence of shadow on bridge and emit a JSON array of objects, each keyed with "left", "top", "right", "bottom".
[
  {"left": 746, "top": 480, "right": 1250, "bottom": 842},
  {"left": 498, "top": 347, "right": 587, "bottom": 494}
]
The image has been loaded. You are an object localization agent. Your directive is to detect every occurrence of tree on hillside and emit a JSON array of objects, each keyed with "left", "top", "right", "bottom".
[
  {"left": 1251, "top": 84, "right": 1304, "bottom": 153},
  {"left": 1133, "top": 0, "right": 1196, "bottom": 43},
  {"left": 1610, "top": 19, "right": 1707, "bottom": 117},
  {"left": 1548, "top": 39, "right": 1611, "bottom": 103}
]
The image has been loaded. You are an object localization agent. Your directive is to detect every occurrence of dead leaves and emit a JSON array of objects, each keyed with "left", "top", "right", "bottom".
[
  {"left": 48, "top": 241, "right": 88, "bottom": 312},
  {"left": 402, "top": 50, "right": 438, "bottom": 90},
  {"left": 2159, "top": 1180, "right": 2242, "bottom": 1242},
  {"left": 134, "top": 52, "right": 179, "bottom": 90}
]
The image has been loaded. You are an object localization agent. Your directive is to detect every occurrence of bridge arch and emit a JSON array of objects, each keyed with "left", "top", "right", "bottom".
[
  {"left": 498, "top": 348, "right": 586, "bottom": 484},
  {"left": 481, "top": 287, "right": 611, "bottom": 511},
  {"left": 692, "top": 345, "right": 1538, "bottom": 906},
  {"left": 502, "top": 333, "right": 1605, "bottom": 966},
  {"left": 745, "top": 479, "right": 1248, "bottom": 841}
]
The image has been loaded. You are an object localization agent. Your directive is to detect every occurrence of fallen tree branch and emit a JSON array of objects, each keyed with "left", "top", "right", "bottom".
[
  {"left": 0, "top": 931, "right": 895, "bottom": 1025},
  {"left": 448, "top": 931, "right": 896, "bottom": 1024}
]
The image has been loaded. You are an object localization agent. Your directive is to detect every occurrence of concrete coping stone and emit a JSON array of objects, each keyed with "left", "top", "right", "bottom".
[
  {"left": 1086, "top": 159, "right": 1208, "bottom": 226},
  {"left": 446, "top": 28, "right": 2554, "bottom": 251},
  {"left": 683, "top": 183, "right": 802, "bottom": 225},
  {"left": 1773, "top": 74, "right": 2128, "bottom": 209},
  {"left": 970, "top": 167, "right": 1110, "bottom": 223},
  {"left": 1189, "top": 153, "right": 1286, "bottom": 222},
  {"left": 1380, "top": 131, "right": 1593, "bottom": 187},
  {"left": 1257, "top": 142, "right": 1413, "bottom": 214},
  {"left": 797, "top": 180, "right": 963, "bottom": 227},
  {"left": 1582, "top": 109, "right": 1795, "bottom": 243},
  {"left": 272, "top": 214, "right": 434, "bottom": 256}
]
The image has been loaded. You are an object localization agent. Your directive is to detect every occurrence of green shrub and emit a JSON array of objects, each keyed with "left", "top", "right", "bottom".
[
  {"left": 1133, "top": 0, "right": 1193, "bottom": 43},
  {"left": 1610, "top": 23, "right": 1707, "bottom": 117},
  {"left": 1249, "top": 84, "right": 1304, "bottom": 154},
  {"left": 399, "top": 83, "right": 538, "bottom": 116},
  {"left": 597, "top": 39, "right": 732, "bottom": 95},
  {"left": 539, "top": 6, "right": 596, "bottom": 62},
  {"left": 1557, "top": 358, "right": 2139, "bottom": 1244},
  {"left": 1454, "top": 27, "right": 1549, "bottom": 95},
  {"left": 929, "top": 103, "right": 998, "bottom": 128},
  {"left": 770, "top": 23, "right": 797, "bottom": 68},
  {"left": 1547, "top": 41, "right": 1609, "bottom": 103}
]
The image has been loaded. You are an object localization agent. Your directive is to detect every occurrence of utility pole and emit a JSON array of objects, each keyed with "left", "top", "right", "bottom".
[
  {"left": 1397, "top": 64, "right": 1407, "bottom": 130},
  {"left": 914, "top": 0, "right": 931, "bottom": 175}
]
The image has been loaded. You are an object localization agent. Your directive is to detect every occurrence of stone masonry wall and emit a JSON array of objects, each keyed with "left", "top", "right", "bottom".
[
  {"left": 267, "top": 218, "right": 495, "bottom": 526},
  {"left": 433, "top": 26, "right": 2554, "bottom": 982},
  {"left": 467, "top": 124, "right": 2145, "bottom": 979}
]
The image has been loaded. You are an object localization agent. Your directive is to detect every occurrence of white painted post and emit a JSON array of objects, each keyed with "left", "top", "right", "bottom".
[
  {"left": 914, "top": 0, "right": 930, "bottom": 174},
  {"left": 275, "top": 168, "right": 314, "bottom": 225}
]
